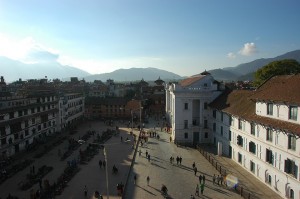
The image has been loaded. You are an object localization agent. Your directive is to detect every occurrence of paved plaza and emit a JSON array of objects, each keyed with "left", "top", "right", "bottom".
[{"left": 0, "top": 118, "right": 283, "bottom": 199}]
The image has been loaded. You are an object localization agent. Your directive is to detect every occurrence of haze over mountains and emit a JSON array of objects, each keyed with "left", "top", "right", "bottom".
[{"left": 1, "top": 50, "right": 300, "bottom": 83}]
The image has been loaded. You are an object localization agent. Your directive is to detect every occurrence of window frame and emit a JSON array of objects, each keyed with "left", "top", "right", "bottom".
[
  {"left": 267, "top": 103, "right": 273, "bottom": 116},
  {"left": 289, "top": 106, "right": 298, "bottom": 121}
]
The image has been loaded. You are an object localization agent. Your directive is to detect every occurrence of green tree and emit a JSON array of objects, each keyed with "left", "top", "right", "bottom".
[{"left": 254, "top": 59, "right": 300, "bottom": 86}]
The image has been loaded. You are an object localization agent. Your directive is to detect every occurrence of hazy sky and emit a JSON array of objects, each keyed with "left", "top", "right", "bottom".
[{"left": 0, "top": 0, "right": 300, "bottom": 76}]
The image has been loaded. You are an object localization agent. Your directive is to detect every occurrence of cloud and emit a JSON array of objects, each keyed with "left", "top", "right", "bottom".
[
  {"left": 0, "top": 34, "right": 59, "bottom": 64},
  {"left": 227, "top": 52, "right": 236, "bottom": 59},
  {"left": 239, "top": 42, "right": 257, "bottom": 56}
]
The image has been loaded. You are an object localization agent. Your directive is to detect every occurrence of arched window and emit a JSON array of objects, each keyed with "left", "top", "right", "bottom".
[{"left": 290, "top": 189, "right": 294, "bottom": 199}]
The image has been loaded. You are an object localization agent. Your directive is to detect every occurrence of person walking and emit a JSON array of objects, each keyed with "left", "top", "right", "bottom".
[
  {"left": 194, "top": 166, "right": 197, "bottom": 176},
  {"left": 99, "top": 160, "right": 102, "bottom": 168},
  {"left": 202, "top": 174, "right": 206, "bottom": 184},
  {"left": 176, "top": 156, "right": 179, "bottom": 165},
  {"left": 102, "top": 160, "right": 106, "bottom": 168},
  {"left": 179, "top": 156, "right": 182, "bottom": 165},
  {"left": 148, "top": 154, "right": 151, "bottom": 162},
  {"left": 200, "top": 183, "right": 205, "bottom": 195},
  {"left": 195, "top": 184, "right": 199, "bottom": 196},
  {"left": 134, "top": 175, "right": 137, "bottom": 184},
  {"left": 199, "top": 175, "right": 203, "bottom": 184},
  {"left": 213, "top": 174, "right": 216, "bottom": 185},
  {"left": 192, "top": 162, "right": 195, "bottom": 169},
  {"left": 84, "top": 185, "right": 88, "bottom": 197},
  {"left": 146, "top": 176, "right": 150, "bottom": 186}
]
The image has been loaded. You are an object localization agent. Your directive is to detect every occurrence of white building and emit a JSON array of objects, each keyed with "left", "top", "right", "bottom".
[
  {"left": 165, "top": 71, "right": 224, "bottom": 145},
  {"left": 58, "top": 93, "right": 85, "bottom": 131},
  {"left": 209, "top": 75, "right": 300, "bottom": 199}
]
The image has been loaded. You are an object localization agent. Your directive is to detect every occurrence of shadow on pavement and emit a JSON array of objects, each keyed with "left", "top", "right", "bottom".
[{"left": 136, "top": 184, "right": 157, "bottom": 196}]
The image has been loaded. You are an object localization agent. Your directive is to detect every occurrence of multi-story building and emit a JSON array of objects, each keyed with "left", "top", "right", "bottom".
[
  {"left": 165, "top": 71, "right": 225, "bottom": 145},
  {"left": 58, "top": 93, "right": 85, "bottom": 131},
  {"left": 209, "top": 74, "right": 300, "bottom": 199},
  {"left": 0, "top": 92, "right": 58, "bottom": 158}
]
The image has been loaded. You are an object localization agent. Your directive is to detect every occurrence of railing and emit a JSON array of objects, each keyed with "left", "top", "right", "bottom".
[{"left": 196, "top": 145, "right": 259, "bottom": 199}]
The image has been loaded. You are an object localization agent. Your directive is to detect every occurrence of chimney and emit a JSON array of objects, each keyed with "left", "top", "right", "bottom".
[{"left": 0, "top": 76, "right": 4, "bottom": 83}]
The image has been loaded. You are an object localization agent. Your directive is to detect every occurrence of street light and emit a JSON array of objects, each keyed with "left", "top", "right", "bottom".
[
  {"left": 103, "top": 147, "right": 109, "bottom": 199},
  {"left": 120, "top": 105, "right": 143, "bottom": 130}
]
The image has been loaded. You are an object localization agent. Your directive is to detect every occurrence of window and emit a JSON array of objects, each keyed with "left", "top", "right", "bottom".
[
  {"left": 237, "top": 135, "right": 243, "bottom": 147},
  {"left": 267, "top": 175, "right": 272, "bottom": 185},
  {"left": 221, "top": 126, "right": 223, "bottom": 136},
  {"left": 290, "top": 189, "right": 294, "bottom": 199},
  {"left": 267, "top": 103, "right": 273, "bottom": 115},
  {"left": 250, "top": 161, "right": 255, "bottom": 173},
  {"left": 249, "top": 141, "right": 256, "bottom": 154},
  {"left": 204, "top": 132, "right": 208, "bottom": 138},
  {"left": 238, "top": 119, "right": 242, "bottom": 130},
  {"left": 289, "top": 106, "right": 298, "bottom": 121},
  {"left": 266, "top": 128, "right": 273, "bottom": 142},
  {"left": 25, "top": 130, "right": 29, "bottom": 136},
  {"left": 184, "top": 103, "right": 188, "bottom": 110},
  {"left": 184, "top": 132, "right": 188, "bottom": 139},
  {"left": 238, "top": 153, "right": 242, "bottom": 164},
  {"left": 229, "top": 131, "right": 231, "bottom": 141},
  {"left": 266, "top": 149, "right": 273, "bottom": 165},
  {"left": 184, "top": 120, "right": 188, "bottom": 129},
  {"left": 213, "top": 123, "right": 216, "bottom": 132},
  {"left": 284, "top": 158, "right": 298, "bottom": 178},
  {"left": 31, "top": 108, "right": 35, "bottom": 114},
  {"left": 251, "top": 123, "right": 255, "bottom": 135},
  {"left": 204, "top": 102, "right": 208, "bottom": 110},
  {"left": 204, "top": 120, "right": 208, "bottom": 129},
  {"left": 18, "top": 110, "right": 23, "bottom": 117},
  {"left": 213, "top": 110, "right": 216, "bottom": 118},
  {"left": 288, "top": 134, "right": 296, "bottom": 151}
]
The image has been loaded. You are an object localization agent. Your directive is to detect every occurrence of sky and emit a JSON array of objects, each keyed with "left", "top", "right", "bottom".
[{"left": 0, "top": 0, "right": 300, "bottom": 76}]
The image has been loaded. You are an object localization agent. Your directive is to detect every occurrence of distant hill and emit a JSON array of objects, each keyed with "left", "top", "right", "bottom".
[
  {"left": 83, "top": 67, "right": 183, "bottom": 82},
  {"left": 207, "top": 69, "right": 239, "bottom": 81},
  {"left": 0, "top": 56, "right": 90, "bottom": 83},
  {"left": 208, "top": 49, "right": 300, "bottom": 81}
]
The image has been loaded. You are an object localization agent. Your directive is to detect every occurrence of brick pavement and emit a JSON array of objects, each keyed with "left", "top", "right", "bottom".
[
  {"left": 124, "top": 118, "right": 242, "bottom": 199},
  {"left": 197, "top": 145, "right": 283, "bottom": 199}
]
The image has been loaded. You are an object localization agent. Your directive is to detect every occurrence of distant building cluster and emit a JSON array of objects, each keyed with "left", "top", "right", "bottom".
[
  {"left": 0, "top": 76, "right": 166, "bottom": 158},
  {"left": 166, "top": 71, "right": 300, "bottom": 199}
]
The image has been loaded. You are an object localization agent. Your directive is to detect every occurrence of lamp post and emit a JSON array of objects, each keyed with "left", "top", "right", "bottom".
[{"left": 103, "top": 147, "right": 109, "bottom": 199}]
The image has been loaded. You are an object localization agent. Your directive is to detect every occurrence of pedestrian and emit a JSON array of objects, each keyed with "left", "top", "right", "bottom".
[
  {"left": 220, "top": 174, "right": 223, "bottom": 185},
  {"left": 179, "top": 156, "right": 182, "bottom": 164},
  {"left": 99, "top": 160, "right": 102, "bottom": 168},
  {"left": 146, "top": 176, "right": 150, "bottom": 186},
  {"left": 194, "top": 166, "right": 197, "bottom": 176},
  {"left": 195, "top": 184, "right": 199, "bottom": 196},
  {"left": 148, "top": 154, "right": 151, "bottom": 162},
  {"left": 199, "top": 175, "right": 202, "bottom": 184},
  {"left": 200, "top": 183, "right": 205, "bottom": 195},
  {"left": 176, "top": 156, "right": 179, "bottom": 165},
  {"left": 203, "top": 174, "right": 206, "bottom": 184},
  {"left": 84, "top": 185, "right": 88, "bottom": 197},
  {"left": 121, "top": 136, "right": 123, "bottom": 142},
  {"left": 192, "top": 162, "right": 195, "bottom": 169},
  {"left": 217, "top": 175, "right": 220, "bottom": 185},
  {"left": 146, "top": 150, "right": 148, "bottom": 158},
  {"left": 134, "top": 175, "right": 137, "bottom": 184},
  {"left": 213, "top": 174, "right": 216, "bottom": 185},
  {"left": 102, "top": 160, "right": 106, "bottom": 168}
]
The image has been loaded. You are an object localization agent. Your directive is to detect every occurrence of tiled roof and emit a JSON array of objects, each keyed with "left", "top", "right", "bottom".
[
  {"left": 250, "top": 74, "right": 300, "bottom": 105},
  {"left": 210, "top": 89, "right": 300, "bottom": 135},
  {"left": 179, "top": 75, "right": 206, "bottom": 87}
]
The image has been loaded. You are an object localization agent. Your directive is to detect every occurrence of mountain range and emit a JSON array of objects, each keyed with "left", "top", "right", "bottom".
[{"left": 1, "top": 50, "right": 300, "bottom": 83}]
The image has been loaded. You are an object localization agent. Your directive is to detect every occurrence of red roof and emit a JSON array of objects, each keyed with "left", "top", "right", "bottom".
[{"left": 179, "top": 75, "right": 206, "bottom": 87}]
